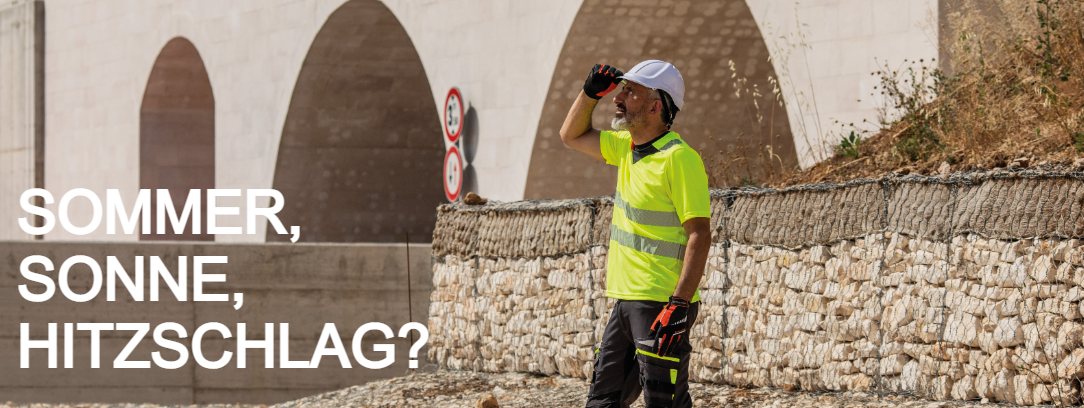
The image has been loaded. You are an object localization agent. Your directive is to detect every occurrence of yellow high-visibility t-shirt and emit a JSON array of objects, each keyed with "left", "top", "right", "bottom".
[{"left": 600, "top": 130, "right": 710, "bottom": 302}]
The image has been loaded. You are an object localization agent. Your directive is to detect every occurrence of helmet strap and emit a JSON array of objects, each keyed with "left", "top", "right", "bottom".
[{"left": 657, "top": 90, "right": 678, "bottom": 129}]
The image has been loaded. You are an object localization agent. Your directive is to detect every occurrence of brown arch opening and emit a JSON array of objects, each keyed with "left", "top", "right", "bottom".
[
  {"left": 140, "top": 37, "right": 214, "bottom": 241},
  {"left": 525, "top": 0, "right": 798, "bottom": 198},
  {"left": 269, "top": 0, "right": 444, "bottom": 243}
]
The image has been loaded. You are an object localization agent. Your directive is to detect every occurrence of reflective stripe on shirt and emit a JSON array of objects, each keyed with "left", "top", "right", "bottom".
[
  {"left": 614, "top": 191, "right": 683, "bottom": 228},
  {"left": 610, "top": 224, "right": 687, "bottom": 260}
]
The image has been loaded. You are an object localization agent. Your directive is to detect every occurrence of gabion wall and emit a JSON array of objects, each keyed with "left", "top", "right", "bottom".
[{"left": 427, "top": 171, "right": 1084, "bottom": 405}]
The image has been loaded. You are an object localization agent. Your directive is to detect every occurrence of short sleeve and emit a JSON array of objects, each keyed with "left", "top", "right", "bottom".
[
  {"left": 667, "top": 147, "right": 711, "bottom": 223},
  {"left": 600, "top": 130, "right": 629, "bottom": 166}
]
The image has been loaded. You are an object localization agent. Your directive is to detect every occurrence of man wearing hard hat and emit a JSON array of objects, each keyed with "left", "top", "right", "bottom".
[{"left": 559, "top": 60, "right": 711, "bottom": 408}]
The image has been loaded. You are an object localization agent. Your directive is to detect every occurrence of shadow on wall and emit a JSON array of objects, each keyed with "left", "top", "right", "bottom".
[
  {"left": 524, "top": 0, "right": 798, "bottom": 199},
  {"left": 140, "top": 37, "right": 214, "bottom": 241},
  {"left": 938, "top": 0, "right": 1004, "bottom": 78},
  {"left": 269, "top": 0, "right": 445, "bottom": 244},
  {"left": 460, "top": 106, "right": 480, "bottom": 196}
]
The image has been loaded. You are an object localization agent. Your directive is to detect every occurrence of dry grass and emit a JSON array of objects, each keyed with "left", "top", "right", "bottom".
[{"left": 727, "top": 0, "right": 1084, "bottom": 187}]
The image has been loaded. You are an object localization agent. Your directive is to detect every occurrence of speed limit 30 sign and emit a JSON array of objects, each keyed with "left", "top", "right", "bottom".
[{"left": 444, "top": 87, "right": 464, "bottom": 143}]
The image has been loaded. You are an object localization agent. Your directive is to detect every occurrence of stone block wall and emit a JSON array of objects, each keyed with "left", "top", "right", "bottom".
[
  {"left": 428, "top": 170, "right": 1084, "bottom": 405},
  {"left": 3, "top": 241, "right": 431, "bottom": 404}
]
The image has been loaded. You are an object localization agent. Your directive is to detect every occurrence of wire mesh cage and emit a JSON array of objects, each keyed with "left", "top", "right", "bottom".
[{"left": 429, "top": 169, "right": 1084, "bottom": 406}]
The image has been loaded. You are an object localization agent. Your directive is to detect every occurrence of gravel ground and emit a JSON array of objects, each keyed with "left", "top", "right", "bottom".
[{"left": 2, "top": 370, "right": 1024, "bottom": 408}]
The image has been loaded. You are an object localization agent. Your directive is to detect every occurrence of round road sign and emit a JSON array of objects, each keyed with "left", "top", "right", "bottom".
[
  {"left": 444, "top": 87, "right": 464, "bottom": 143},
  {"left": 444, "top": 146, "right": 463, "bottom": 202}
]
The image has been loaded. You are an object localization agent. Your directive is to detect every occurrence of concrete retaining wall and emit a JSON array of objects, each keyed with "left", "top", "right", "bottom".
[
  {"left": 2, "top": 241, "right": 431, "bottom": 404},
  {"left": 427, "top": 170, "right": 1084, "bottom": 405}
]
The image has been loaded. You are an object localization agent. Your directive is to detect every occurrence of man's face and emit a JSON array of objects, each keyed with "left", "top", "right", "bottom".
[{"left": 611, "top": 81, "right": 656, "bottom": 131}]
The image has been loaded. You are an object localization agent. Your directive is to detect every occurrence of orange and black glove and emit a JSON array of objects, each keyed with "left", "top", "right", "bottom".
[
  {"left": 649, "top": 296, "right": 690, "bottom": 357},
  {"left": 583, "top": 64, "right": 623, "bottom": 99}
]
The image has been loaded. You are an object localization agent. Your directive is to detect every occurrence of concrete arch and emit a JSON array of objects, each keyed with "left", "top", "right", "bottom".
[
  {"left": 140, "top": 36, "right": 214, "bottom": 241},
  {"left": 269, "top": 0, "right": 444, "bottom": 243},
  {"left": 524, "top": 0, "right": 799, "bottom": 199}
]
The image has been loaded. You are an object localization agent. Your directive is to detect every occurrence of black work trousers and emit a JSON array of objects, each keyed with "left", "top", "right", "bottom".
[{"left": 585, "top": 299, "right": 699, "bottom": 408}]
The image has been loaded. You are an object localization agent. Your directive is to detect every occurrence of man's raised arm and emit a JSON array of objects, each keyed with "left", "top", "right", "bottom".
[{"left": 559, "top": 64, "right": 623, "bottom": 162}]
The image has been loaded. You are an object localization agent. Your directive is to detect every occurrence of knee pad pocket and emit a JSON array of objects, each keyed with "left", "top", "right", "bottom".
[{"left": 636, "top": 350, "right": 680, "bottom": 407}]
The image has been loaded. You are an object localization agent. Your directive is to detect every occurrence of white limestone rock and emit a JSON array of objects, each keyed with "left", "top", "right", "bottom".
[{"left": 994, "top": 316, "right": 1024, "bottom": 348}]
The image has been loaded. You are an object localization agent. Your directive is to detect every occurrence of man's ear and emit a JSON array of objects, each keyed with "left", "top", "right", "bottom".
[{"left": 650, "top": 99, "right": 664, "bottom": 116}]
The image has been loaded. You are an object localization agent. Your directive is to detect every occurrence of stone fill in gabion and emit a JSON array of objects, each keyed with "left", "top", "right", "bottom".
[{"left": 428, "top": 170, "right": 1084, "bottom": 405}]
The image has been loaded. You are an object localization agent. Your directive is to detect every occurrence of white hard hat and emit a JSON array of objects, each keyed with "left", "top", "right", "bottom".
[{"left": 619, "top": 59, "right": 685, "bottom": 110}]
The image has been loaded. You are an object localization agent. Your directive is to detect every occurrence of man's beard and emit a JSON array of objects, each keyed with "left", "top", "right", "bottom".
[{"left": 612, "top": 103, "right": 647, "bottom": 131}]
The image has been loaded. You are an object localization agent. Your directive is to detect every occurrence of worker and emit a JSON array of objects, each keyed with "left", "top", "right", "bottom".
[{"left": 560, "top": 60, "right": 711, "bottom": 408}]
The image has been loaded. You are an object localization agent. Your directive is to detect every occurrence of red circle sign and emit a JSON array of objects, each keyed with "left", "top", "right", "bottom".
[
  {"left": 444, "top": 146, "right": 463, "bottom": 202},
  {"left": 444, "top": 88, "right": 464, "bottom": 143}
]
